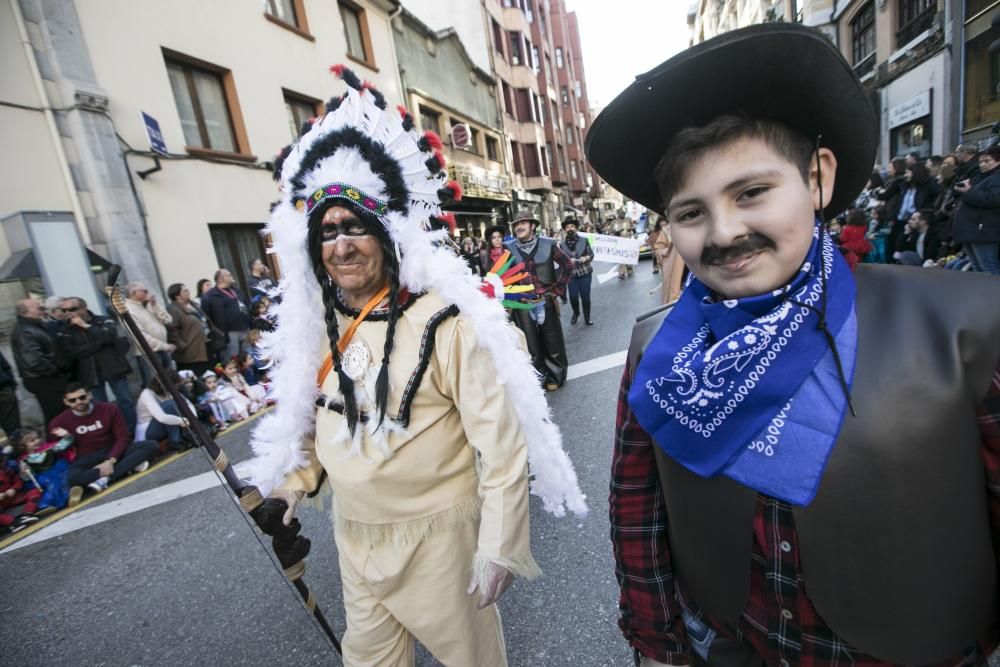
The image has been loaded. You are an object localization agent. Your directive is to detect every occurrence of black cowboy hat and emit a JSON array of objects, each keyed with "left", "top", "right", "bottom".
[
  {"left": 561, "top": 217, "right": 581, "bottom": 230},
  {"left": 585, "top": 23, "right": 878, "bottom": 218}
]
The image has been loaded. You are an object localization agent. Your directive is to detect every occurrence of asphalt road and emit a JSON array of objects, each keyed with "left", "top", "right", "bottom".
[{"left": 0, "top": 261, "right": 659, "bottom": 666}]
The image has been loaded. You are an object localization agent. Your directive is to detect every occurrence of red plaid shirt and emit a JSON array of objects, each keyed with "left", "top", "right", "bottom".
[{"left": 610, "top": 361, "right": 1000, "bottom": 666}]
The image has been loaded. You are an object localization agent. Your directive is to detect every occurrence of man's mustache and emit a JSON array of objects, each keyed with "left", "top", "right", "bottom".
[{"left": 702, "top": 234, "right": 776, "bottom": 266}]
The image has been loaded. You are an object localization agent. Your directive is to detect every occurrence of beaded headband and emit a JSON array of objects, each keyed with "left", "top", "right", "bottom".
[{"left": 302, "top": 182, "right": 390, "bottom": 217}]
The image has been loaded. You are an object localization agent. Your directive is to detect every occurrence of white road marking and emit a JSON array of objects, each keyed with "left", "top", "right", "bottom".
[{"left": 1, "top": 350, "right": 628, "bottom": 554}]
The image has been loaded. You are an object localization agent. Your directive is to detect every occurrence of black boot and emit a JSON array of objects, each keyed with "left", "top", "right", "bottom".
[
  {"left": 584, "top": 302, "right": 593, "bottom": 325},
  {"left": 571, "top": 309, "right": 579, "bottom": 325}
]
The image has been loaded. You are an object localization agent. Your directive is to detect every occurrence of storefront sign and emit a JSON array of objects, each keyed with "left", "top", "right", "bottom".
[
  {"left": 448, "top": 164, "right": 511, "bottom": 202},
  {"left": 584, "top": 233, "right": 641, "bottom": 266},
  {"left": 889, "top": 91, "right": 931, "bottom": 129}
]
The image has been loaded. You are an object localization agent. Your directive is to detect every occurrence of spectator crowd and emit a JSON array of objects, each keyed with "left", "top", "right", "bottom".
[
  {"left": 827, "top": 142, "right": 1000, "bottom": 275},
  {"left": 0, "top": 259, "right": 277, "bottom": 535}
]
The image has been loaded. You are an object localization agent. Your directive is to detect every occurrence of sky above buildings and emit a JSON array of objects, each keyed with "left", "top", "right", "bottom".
[{"left": 567, "top": 0, "right": 691, "bottom": 110}]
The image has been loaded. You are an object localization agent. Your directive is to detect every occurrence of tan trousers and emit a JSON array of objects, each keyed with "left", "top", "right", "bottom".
[{"left": 335, "top": 519, "right": 508, "bottom": 667}]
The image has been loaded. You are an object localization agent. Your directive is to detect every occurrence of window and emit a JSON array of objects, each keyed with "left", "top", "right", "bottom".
[
  {"left": 545, "top": 54, "right": 554, "bottom": 86},
  {"left": 964, "top": 24, "right": 1000, "bottom": 129},
  {"left": 210, "top": 223, "right": 269, "bottom": 294},
  {"left": 515, "top": 88, "right": 534, "bottom": 122},
  {"left": 165, "top": 54, "right": 242, "bottom": 154},
  {"left": 561, "top": 86, "right": 569, "bottom": 106},
  {"left": 533, "top": 91, "right": 543, "bottom": 124},
  {"left": 264, "top": 0, "right": 311, "bottom": 37},
  {"left": 543, "top": 142, "right": 552, "bottom": 176},
  {"left": 419, "top": 106, "right": 441, "bottom": 136},
  {"left": 897, "top": 0, "right": 936, "bottom": 47},
  {"left": 284, "top": 90, "right": 319, "bottom": 142},
  {"left": 555, "top": 47, "right": 564, "bottom": 68},
  {"left": 558, "top": 145, "right": 567, "bottom": 172},
  {"left": 570, "top": 160, "right": 579, "bottom": 180},
  {"left": 574, "top": 80, "right": 582, "bottom": 98},
  {"left": 509, "top": 32, "right": 523, "bottom": 66},
  {"left": 551, "top": 101, "right": 560, "bottom": 128},
  {"left": 851, "top": 3, "right": 876, "bottom": 75},
  {"left": 486, "top": 135, "right": 500, "bottom": 161},
  {"left": 523, "top": 143, "right": 541, "bottom": 177},
  {"left": 492, "top": 18, "right": 505, "bottom": 59},
  {"left": 525, "top": 0, "right": 534, "bottom": 23},
  {"left": 502, "top": 81, "right": 514, "bottom": 116},
  {"left": 532, "top": 46, "right": 541, "bottom": 74},
  {"left": 566, "top": 126, "right": 574, "bottom": 145},
  {"left": 340, "top": 1, "right": 375, "bottom": 68},
  {"left": 511, "top": 140, "right": 523, "bottom": 174}
]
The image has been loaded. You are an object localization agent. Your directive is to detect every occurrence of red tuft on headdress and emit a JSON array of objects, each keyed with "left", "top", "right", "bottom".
[
  {"left": 434, "top": 150, "right": 446, "bottom": 170},
  {"left": 396, "top": 105, "right": 409, "bottom": 119},
  {"left": 423, "top": 131, "right": 443, "bottom": 151},
  {"left": 438, "top": 212, "right": 457, "bottom": 230},
  {"left": 361, "top": 80, "right": 375, "bottom": 90},
  {"left": 329, "top": 64, "right": 345, "bottom": 78},
  {"left": 445, "top": 180, "right": 463, "bottom": 202}
]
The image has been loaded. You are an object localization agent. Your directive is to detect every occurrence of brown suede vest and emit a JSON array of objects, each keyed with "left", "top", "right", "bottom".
[{"left": 627, "top": 265, "right": 1000, "bottom": 664}]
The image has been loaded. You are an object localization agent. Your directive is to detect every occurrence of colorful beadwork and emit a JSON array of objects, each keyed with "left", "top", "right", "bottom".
[{"left": 304, "top": 182, "right": 389, "bottom": 217}]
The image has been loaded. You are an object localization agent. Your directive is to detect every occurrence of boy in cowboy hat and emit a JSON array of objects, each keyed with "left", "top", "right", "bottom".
[{"left": 588, "top": 24, "right": 1000, "bottom": 666}]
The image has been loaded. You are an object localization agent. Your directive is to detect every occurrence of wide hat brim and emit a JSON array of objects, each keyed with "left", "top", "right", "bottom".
[
  {"left": 585, "top": 24, "right": 878, "bottom": 217},
  {"left": 484, "top": 224, "right": 507, "bottom": 239}
]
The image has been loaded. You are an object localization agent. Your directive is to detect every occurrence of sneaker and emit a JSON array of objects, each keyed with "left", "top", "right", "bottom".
[
  {"left": 35, "top": 506, "right": 57, "bottom": 517},
  {"left": 16, "top": 513, "right": 39, "bottom": 526},
  {"left": 87, "top": 477, "right": 109, "bottom": 494},
  {"left": 68, "top": 486, "right": 84, "bottom": 507},
  {"left": 132, "top": 460, "right": 150, "bottom": 474}
]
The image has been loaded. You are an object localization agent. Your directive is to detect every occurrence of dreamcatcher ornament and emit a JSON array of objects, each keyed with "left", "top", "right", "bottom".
[{"left": 480, "top": 250, "right": 536, "bottom": 310}]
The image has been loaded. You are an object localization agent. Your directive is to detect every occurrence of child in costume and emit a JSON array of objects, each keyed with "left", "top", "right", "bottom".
[
  {"left": 13, "top": 427, "right": 74, "bottom": 514},
  {"left": 221, "top": 359, "right": 266, "bottom": 412},
  {"left": 0, "top": 442, "right": 40, "bottom": 534}
]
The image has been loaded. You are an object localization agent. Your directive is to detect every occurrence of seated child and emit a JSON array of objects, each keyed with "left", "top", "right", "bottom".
[
  {"left": 222, "top": 359, "right": 266, "bottom": 412},
  {"left": 0, "top": 442, "right": 40, "bottom": 534},
  {"left": 238, "top": 350, "right": 275, "bottom": 406},
  {"left": 13, "top": 427, "right": 75, "bottom": 515},
  {"left": 199, "top": 370, "right": 250, "bottom": 424}
]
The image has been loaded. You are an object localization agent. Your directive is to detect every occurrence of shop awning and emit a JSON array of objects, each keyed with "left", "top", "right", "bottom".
[{"left": 0, "top": 247, "right": 112, "bottom": 283}]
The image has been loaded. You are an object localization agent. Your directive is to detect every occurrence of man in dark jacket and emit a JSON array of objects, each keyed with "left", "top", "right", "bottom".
[
  {"left": 0, "top": 350, "right": 21, "bottom": 435},
  {"left": 953, "top": 144, "right": 1000, "bottom": 274},
  {"left": 56, "top": 296, "right": 137, "bottom": 433},
  {"left": 200, "top": 268, "right": 251, "bottom": 360},
  {"left": 954, "top": 142, "right": 981, "bottom": 184},
  {"left": 247, "top": 259, "right": 276, "bottom": 300},
  {"left": 12, "top": 298, "right": 68, "bottom": 424}
]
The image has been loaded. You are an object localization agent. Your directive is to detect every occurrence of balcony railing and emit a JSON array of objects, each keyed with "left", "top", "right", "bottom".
[
  {"left": 896, "top": 6, "right": 935, "bottom": 49},
  {"left": 853, "top": 52, "right": 875, "bottom": 77}
]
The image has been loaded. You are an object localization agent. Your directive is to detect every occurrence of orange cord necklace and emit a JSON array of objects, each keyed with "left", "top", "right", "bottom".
[{"left": 316, "top": 284, "right": 390, "bottom": 386}]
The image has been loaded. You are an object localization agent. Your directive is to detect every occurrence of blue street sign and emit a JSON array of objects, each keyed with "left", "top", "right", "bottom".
[{"left": 141, "top": 111, "right": 168, "bottom": 156}]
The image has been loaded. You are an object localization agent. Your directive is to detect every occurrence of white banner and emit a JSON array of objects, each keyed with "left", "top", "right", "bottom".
[{"left": 584, "top": 233, "right": 641, "bottom": 265}]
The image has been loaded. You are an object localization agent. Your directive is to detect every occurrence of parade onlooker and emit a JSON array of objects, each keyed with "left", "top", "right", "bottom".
[
  {"left": 925, "top": 154, "right": 943, "bottom": 178},
  {"left": 220, "top": 359, "right": 266, "bottom": 413},
  {"left": 43, "top": 296, "right": 67, "bottom": 335},
  {"left": 876, "top": 157, "right": 907, "bottom": 224},
  {"left": 891, "top": 162, "right": 940, "bottom": 253},
  {"left": 0, "top": 445, "right": 40, "bottom": 534},
  {"left": 559, "top": 217, "right": 595, "bottom": 325},
  {"left": 480, "top": 225, "right": 507, "bottom": 274},
  {"left": 838, "top": 209, "right": 872, "bottom": 270},
  {"left": 13, "top": 427, "right": 75, "bottom": 513},
  {"left": 136, "top": 373, "right": 191, "bottom": 451},
  {"left": 852, "top": 170, "right": 883, "bottom": 211},
  {"left": 952, "top": 143, "right": 1000, "bottom": 274},
  {"left": 247, "top": 259, "right": 276, "bottom": 301},
  {"left": 12, "top": 298, "right": 68, "bottom": 425},
  {"left": 56, "top": 296, "right": 137, "bottom": 434},
  {"left": 954, "top": 142, "right": 981, "bottom": 185},
  {"left": 893, "top": 209, "right": 943, "bottom": 265},
  {"left": 165, "top": 283, "right": 212, "bottom": 376},
  {"left": 51, "top": 383, "right": 158, "bottom": 495},
  {"left": 200, "top": 269, "right": 251, "bottom": 361},
  {"left": 193, "top": 278, "right": 212, "bottom": 308},
  {"left": 124, "top": 282, "right": 175, "bottom": 386},
  {"left": 249, "top": 297, "right": 274, "bottom": 333},
  {"left": 0, "top": 350, "right": 21, "bottom": 436},
  {"left": 646, "top": 217, "right": 665, "bottom": 275},
  {"left": 864, "top": 205, "right": 891, "bottom": 264},
  {"left": 460, "top": 237, "right": 481, "bottom": 276}
]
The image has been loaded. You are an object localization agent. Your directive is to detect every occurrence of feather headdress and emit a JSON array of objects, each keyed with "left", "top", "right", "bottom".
[{"left": 245, "top": 66, "right": 586, "bottom": 517}]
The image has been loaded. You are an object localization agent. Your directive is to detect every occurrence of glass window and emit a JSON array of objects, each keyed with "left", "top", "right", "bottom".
[
  {"left": 340, "top": 2, "right": 370, "bottom": 63},
  {"left": 964, "top": 26, "right": 1000, "bottom": 129},
  {"left": 851, "top": 2, "right": 876, "bottom": 74},
  {"left": 486, "top": 136, "right": 499, "bottom": 161},
  {"left": 509, "top": 32, "right": 523, "bottom": 66},
  {"left": 561, "top": 86, "right": 569, "bottom": 106},
  {"left": 285, "top": 93, "right": 316, "bottom": 142},
  {"left": 166, "top": 59, "right": 237, "bottom": 152},
  {"left": 502, "top": 81, "right": 514, "bottom": 116},
  {"left": 264, "top": 0, "right": 298, "bottom": 26},
  {"left": 532, "top": 46, "right": 541, "bottom": 74},
  {"left": 566, "top": 126, "right": 574, "bottom": 145},
  {"left": 492, "top": 19, "right": 505, "bottom": 59},
  {"left": 511, "top": 140, "right": 523, "bottom": 174},
  {"left": 419, "top": 106, "right": 441, "bottom": 136},
  {"left": 570, "top": 160, "right": 578, "bottom": 179},
  {"left": 897, "top": 0, "right": 935, "bottom": 47},
  {"left": 555, "top": 47, "right": 564, "bottom": 68}
]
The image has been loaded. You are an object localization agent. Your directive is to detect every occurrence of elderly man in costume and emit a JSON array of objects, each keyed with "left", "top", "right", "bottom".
[
  {"left": 587, "top": 24, "right": 1000, "bottom": 666},
  {"left": 244, "top": 66, "right": 585, "bottom": 666},
  {"left": 504, "top": 210, "right": 573, "bottom": 391},
  {"left": 558, "top": 217, "right": 595, "bottom": 326}
]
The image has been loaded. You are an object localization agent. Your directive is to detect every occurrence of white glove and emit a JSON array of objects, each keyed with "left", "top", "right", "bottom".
[
  {"left": 466, "top": 561, "right": 513, "bottom": 609},
  {"left": 269, "top": 488, "right": 304, "bottom": 526}
]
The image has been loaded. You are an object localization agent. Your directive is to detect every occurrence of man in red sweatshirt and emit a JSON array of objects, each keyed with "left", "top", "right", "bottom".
[{"left": 49, "top": 382, "right": 159, "bottom": 494}]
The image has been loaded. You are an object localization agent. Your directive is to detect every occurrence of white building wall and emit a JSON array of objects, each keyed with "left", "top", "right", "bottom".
[
  {"left": 880, "top": 53, "right": 948, "bottom": 163},
  {"left": 403, "top": 0, "right": 492, "bottom": 73}
]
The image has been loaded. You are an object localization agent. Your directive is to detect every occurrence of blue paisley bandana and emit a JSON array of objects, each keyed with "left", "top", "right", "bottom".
[{"left": 628, "top": 223, "right": 857, "bottom": 506}]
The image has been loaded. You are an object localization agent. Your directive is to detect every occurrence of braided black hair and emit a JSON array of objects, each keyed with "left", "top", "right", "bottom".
[{"left": 307, "top": 199, "right": 401, "bottom": 437}]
